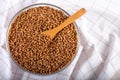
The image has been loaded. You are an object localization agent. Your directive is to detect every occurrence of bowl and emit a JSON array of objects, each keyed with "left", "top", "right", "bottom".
[{"left": 6, "top": 3, "right": 80, "bottom": 75}]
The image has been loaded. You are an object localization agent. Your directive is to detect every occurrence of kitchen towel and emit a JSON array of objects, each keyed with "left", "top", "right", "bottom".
[{"left": 0, "top": 0, "right": 120, "bottom": 80}]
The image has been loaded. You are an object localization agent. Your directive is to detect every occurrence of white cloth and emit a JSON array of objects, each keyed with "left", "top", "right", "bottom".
[{"left": 0, "top": 0, "right": 120, "bottom": 80}]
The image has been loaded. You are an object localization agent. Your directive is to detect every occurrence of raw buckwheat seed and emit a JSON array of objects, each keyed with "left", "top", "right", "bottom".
[{"left": 8, "top": 6, "right": 78, "bottom": 74}]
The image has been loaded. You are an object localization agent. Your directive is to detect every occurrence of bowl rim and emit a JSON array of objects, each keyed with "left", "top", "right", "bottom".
[{"left": 6, "top": 3, "right": 80, "bottom": 76}]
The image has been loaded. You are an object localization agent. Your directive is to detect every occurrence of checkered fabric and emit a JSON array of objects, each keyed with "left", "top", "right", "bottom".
[{"left": 0, "top": 0, "right": 120, "bottom": 80}]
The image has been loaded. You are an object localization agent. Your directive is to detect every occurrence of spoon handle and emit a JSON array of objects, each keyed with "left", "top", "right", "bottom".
[{"left": 52, "top": 8, "right": 86, "bottom": 33}]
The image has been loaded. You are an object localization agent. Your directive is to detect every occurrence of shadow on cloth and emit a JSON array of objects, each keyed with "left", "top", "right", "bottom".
[{"left": 70, "top": 26, "right": 116, "bottom": 80}]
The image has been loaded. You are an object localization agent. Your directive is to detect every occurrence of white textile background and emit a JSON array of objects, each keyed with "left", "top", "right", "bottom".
[{"left": 0, "top": 0, "right": 120, "bottom": 80}]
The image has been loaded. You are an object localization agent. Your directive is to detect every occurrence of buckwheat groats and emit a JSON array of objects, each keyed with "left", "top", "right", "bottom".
[{"left": 8, "top": 6, "right": 78, "bottom": 74}]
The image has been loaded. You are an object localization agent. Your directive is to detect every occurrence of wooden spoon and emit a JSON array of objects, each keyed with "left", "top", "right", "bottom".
[{"left": 41, "top": 8, "right": 86, "bottom": 39}]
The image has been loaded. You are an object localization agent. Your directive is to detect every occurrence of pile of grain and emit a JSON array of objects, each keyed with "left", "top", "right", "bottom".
[{"left": 8, "top": 6, "right": 78, "bottom": 74}]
